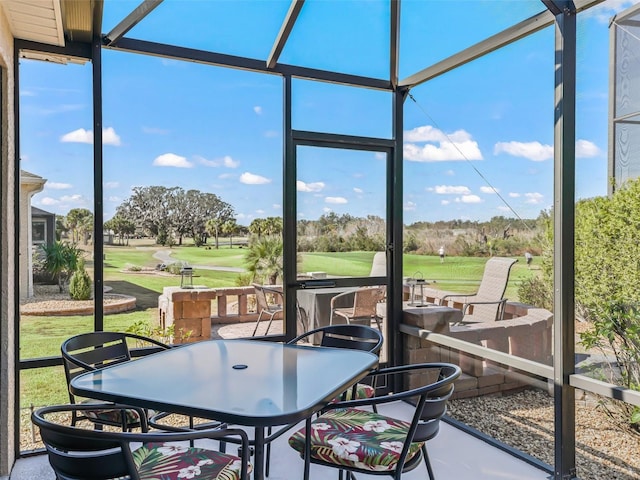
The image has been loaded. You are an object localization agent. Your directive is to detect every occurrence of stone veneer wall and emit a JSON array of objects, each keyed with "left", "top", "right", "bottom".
[
  {"left": 0, "top": 7, "right": 17, "bottom": 476},
  {"left": 403, "top": 302, "right": 553, "bottom": 399}
]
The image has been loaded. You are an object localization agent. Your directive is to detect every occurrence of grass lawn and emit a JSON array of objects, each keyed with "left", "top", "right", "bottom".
[{"left": 20, "top": 241, "right": 536, "bottom": 409}]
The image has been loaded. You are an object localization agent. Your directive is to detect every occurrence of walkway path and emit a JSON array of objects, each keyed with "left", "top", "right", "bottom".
[{"left": 151, "top": 249, "right": 245, "bottom": 273}]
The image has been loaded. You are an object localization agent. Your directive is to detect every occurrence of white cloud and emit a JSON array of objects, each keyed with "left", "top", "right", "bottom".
[
  {"left": 223, "top": 156, "right": 240, "bottom": 168},
  {"left": 480, "top": 186, "right": 499, "bottom": 194},
  {"left": 254, "top": 106, "right": 263, "bottom": 115},
  {"left": 404, "top": 126, "right": 483, "bottom": 162},
  {"left": 40, "top": 193, "right": 91, "bottom": 210},
  {"left": 353, "top": 187, "right": 363, "bottom": 194},
  {"left": 586, "top": 0, "right": 640, "bottom": 23},
  {"left": 325, "top": 196, "right": 348, "bottom": 204},
  {"left": 404, "top": 201, "right": 417, "bottom": 211},
  {"left": 103, "top": 127, "right": 121, "bottom": 146},
  {"left": 433, "top": 185, "right": 471, "bottom": 195},
  {"left": 264, "top": 130, "right": 279, "bottom": 138},
  {"left": 497, "top": 206, "right": 511, "bottom": 212},
  {"left": 456, "top": 195, "right": 482, "bottom": 204},
  {"left": 105, "top": 181, "right": 119, "bottom": 189},
  {"left": 509, "top": 192, "right": 521, "bottom": 198},
  {"left": 272, "top": 203, "right": 281, "bottom": 209},
  {"left": 444, "top": 169, "right": 455, "bottom": 176},
  {"left": 60, "top": 128, "right": 92, "bottom": 144},
  {"left": 441, "top": 200, "right": 450, "bottom": 205},
  {"left": 297, "top": 180, "right": 325, "bottom": 192},
  {"left": 494, "top": 141, "right": 553, "bottom": 161},
  {"left": 322, "top": 207, "right": 332, "bottom": 213},
  {"left": 218, "top": 173, "right": 235, "bottom": 179},
  {"left": 60, "top": 127, "right": 121, "bottom": 146},
  {"left": 108, "top": 196, "right": 121, "bottom": 202},
  {"left": 197, "top": 155, "right": 240, "bottom": 168},
  {"left": 153, "top": 153, "right": 193, "bottom": 168},
  {"left": 240, "top": 172, "right": 271, "bottom": 185},
  {"left": 576, "top": 139, "right": 600, "bottom": 158},
  {"left": 525, "top": 192, "right": 544, "bottom": 204},
  {"left": 47, "top": 182, "right": 72, "bottom": 190},
  {"left": 374, "top": 152, "right": 386, "bottom": 160},
  {"left": 256, "top": 209, "right": 266, "bottom": 215}
]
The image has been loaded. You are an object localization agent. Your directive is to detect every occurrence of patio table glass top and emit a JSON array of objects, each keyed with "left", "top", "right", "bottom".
[{"left": 70, "top": 339, "right": 379, "bottom": 427}]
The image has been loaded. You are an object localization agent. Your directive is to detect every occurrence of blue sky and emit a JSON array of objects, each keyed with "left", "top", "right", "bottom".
[{"left": 19, "top": 0, "right": 640, "bottom": 226}]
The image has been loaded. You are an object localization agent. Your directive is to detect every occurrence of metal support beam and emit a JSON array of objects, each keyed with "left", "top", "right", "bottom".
[
  {"left": 399, "top": 0, "right": 604, "bottom": 88},
  {"left": 389, "top": 87, "right": 407, "bottom": 371},
  {"left": 267, "top": 0, "right": 305, "bottom": 69},
  {"left": 542, "top": 0, "right": 564, "bottom": 16},
  {"left": 106, "top": 38, "right": 392, "bottom": 91},
  {"left": 389, "top": 0, "right": 400, "bottom": 88},
  {"left": 552, "top": 3, "right": 577, "bottom": 479},
  {"left": 282, "top": 75, "right": 297, "bottom": 342},
  {"left": 15, "top": 39, "right": 92, "bottom": 61},
  {"left": 92, "top": 36, "right": 105, "bottom": 331},
  {"left": 292, "top": 130, "right": 395, "bottom": 151},
  {"left": 103, "top": 0, "right": 164, "bottom": 46}
]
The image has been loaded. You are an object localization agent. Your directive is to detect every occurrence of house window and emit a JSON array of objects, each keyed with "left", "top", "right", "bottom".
[{"left": 32, "top": 220, "right": 46, "bottom": 245}]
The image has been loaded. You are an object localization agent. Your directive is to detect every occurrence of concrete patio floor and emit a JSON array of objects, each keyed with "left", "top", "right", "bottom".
[{"left": 11, "top": 401, "right": 551, "bottom": 480}]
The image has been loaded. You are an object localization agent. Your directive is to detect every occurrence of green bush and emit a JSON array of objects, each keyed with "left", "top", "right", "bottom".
[
  {"left": 579, "top": 301, "right": 640, "bottom": 433},
  {"left": 517, "top": 275, "right": 552, "bottom": 311},
  {"left": 69, "top": 260, "right": 92, "bottom": 300},
  {"left": 41, "top": 241, "right": 82, "bottom": 292}
]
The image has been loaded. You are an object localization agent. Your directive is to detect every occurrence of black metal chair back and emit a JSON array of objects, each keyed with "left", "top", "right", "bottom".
[
  {"left": 289, "top": 362, "right": 461, "bottom": 480},
  {"left": 288, "top": 323, "right": 383, "bottom": 353},
  {"left": 32, "top": 403, "right": 250, "bottom": 480},
  {"left": 61, "top": 331, "right": 170, "bottom": 428}
]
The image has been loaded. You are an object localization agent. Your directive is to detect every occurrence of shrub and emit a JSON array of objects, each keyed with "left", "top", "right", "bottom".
[
  {"left": 69, "top": 260, "right": 92, "bottom": 300},
  {"left": 579, "top": 301, "right": 640, "bottom": 434},
  {"left": 517, "top": 275, "right": 552, "bottom": 311},
  {"left": 41, "top": 241, "right": 82, "bottom": 292},
  {"left": 166, "top": 263, "right": 183, "bottom": 275}
]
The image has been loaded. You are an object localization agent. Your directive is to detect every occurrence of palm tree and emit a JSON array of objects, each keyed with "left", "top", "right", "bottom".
[
  {"left": 244, "top": 236, "right": 283, "bottom": 285},
  {"left": 41, "top": 241, "right": 82, "bottom": 293},
  {"left": 221, "top": 219, "right": 238, "bottom": 248}
]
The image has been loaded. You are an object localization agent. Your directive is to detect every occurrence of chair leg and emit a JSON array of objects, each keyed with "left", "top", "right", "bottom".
[
  {"left": 422, "top": 444, "right": 435, "bottom": 480},
  {"left": 265, "top": 426, "right": 272, "bottom": 476},
  {"left": 264, "top": 313, "right": 276, "bottom": 336},
  {"left": 252, "top": 311, "right": 265, "bottom": 336}
]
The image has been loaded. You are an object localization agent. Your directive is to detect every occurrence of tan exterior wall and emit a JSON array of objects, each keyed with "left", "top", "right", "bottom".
[{"left": 0, "top": 5, "right": 16, "bottom": 476}]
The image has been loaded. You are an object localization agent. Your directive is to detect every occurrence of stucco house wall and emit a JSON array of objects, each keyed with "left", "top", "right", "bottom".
[
  {"left": 0, "top": 5, "right": 17, "bottom": 476},
  {"left": 19, "top": 172, "right": 46, "bottom": 299}
]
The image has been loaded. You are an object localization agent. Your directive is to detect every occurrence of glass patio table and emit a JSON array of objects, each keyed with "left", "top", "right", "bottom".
[{"left": 70, "top": 339, "right": 379, "bottom": 480}]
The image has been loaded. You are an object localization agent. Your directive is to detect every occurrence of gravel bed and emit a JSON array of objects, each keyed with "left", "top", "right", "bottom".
[
  {"left": 449, "top": 389, "right": 640, "bottom": 480},
  {"left": 20, "top": 285, "right": 128, "bottom": 315}
]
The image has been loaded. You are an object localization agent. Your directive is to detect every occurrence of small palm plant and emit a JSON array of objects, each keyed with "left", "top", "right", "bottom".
[
  {"left": 244, "top": 236, "right": 283, "bottom": 285},
  {"left": 41, "top": 241, "right": 82, "bottom": 293}
]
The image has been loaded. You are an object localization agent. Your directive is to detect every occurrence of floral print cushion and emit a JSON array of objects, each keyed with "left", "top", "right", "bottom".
[
  {"left": 133, "top": 442, "right": 248, "bottom": 480},
  {"left": 330, "top": 383, "right": 375, "bottom": 403},
  {"left": 288, "top": 408, "right": 424, "bottom": 473}
]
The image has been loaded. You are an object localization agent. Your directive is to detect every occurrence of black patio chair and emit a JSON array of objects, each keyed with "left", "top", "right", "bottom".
[
  {"left": 265, "top": 324, "right": 384, "bottom": 476},
  {"left": 61, "top": 331, "right": 171, "bottom": 431},
  {"left": 32, "top": 403, "right": 251, "bottom": 480},
  {"left": 288, "top": 362, "right": 461, "bottom": 480}
]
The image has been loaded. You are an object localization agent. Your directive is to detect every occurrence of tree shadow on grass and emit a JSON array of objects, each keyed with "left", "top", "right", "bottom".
[{"left": 106, "top": 281, "right": 159, "bottom": 310}]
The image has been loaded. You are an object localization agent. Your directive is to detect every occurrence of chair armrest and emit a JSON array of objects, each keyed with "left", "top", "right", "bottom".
[
  {"left": 460, "top": 298, "right": 507, "bottom": 323},
  {"left": 321, "top": 363, "right": 460, "bottom": 411},
  {"left": 461, "top": 298, "right": 507, "bottom": 318},
  {"left": 329, "top": 290, "right": 355, "bottom": 308}
]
